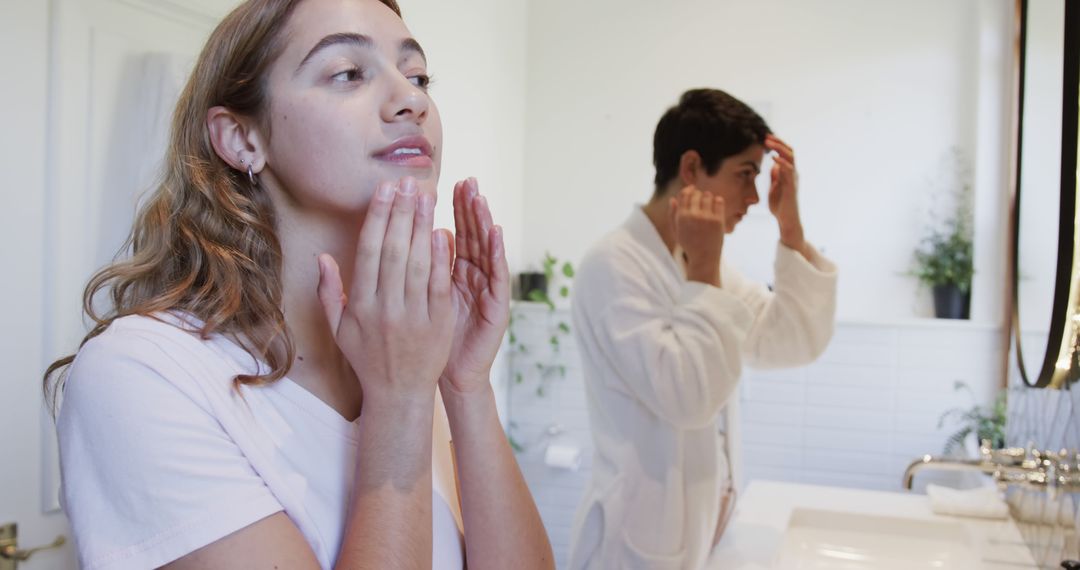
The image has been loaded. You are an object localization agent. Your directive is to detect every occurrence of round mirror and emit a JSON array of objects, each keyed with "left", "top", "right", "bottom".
[{"left": 1013, "top": 0, "right": 1079, "bottom": 387}]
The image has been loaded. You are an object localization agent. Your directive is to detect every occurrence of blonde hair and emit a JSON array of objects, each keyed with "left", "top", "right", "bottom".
[{"left": 45, "top": 0, "right": 403, "bottom": 408}]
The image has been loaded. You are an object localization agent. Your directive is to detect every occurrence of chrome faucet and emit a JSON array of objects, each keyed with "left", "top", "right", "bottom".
[{"left": 903, "top": 440, "right": 1080, "bottom": 492}]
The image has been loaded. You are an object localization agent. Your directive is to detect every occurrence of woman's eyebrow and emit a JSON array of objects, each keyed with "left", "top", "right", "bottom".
[
  {"left": 296, "top": 32, "right": 373, "bottom": 73},
  {"left": 400, "top": 38, "right": 426, "bottom": 64},
  {"left": 295, "top": 33, "right": 428, "bottom": 75}
]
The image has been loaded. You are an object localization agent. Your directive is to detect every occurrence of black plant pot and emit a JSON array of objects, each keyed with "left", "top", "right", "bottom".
[
  {"left": 932, "top": 284, "right": 970, "bottom": 319},
  {"left": 517, "top": 272, "right": 548, "bottom": 301}
]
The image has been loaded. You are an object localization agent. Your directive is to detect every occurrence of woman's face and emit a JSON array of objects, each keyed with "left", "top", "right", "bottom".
[{"left": 261, "top": 0, "right": 442, "bottom": 214}]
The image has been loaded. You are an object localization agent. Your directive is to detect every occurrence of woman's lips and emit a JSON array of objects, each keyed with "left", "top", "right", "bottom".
[{"left": 373, "top": 136, "right": 434, "bottom": 169}]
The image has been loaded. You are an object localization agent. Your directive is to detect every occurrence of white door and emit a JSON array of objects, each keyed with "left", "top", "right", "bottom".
[
  {"left": 0, "top": 1, "right": 75, "bottom": 566},
  {"left": 1, "top": 1, "right": 234, "bottom": 567}
]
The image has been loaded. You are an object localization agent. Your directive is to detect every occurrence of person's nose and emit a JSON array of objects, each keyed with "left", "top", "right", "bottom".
[
  {"left": 747, "top": 186, "right": 761, "bottom": 206},
  {"left": 381, "top": 73, "right": 429, "bottom": 125}
]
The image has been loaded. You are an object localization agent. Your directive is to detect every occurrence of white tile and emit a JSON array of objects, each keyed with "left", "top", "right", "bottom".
[
  {"left": 806, "top": 385, "right": 891, "bottom": 410},
  {"left": 819, "top": 342, "right": 894, "bottom": 366},
  {"left": 831, "top": 324, "right": 897, "bottom": 346},
  {"left": 803, "top": 427, "right": 890, "bottom": 453},
  {"left": 742, "top": 422, "right": 805, "bottom": 446},
  {"left": 741, "top": 402, "right": 805, "bottom": 425},
  {"left": 805, "top": 363, "right": 894, "bottom": 388},
  {"left": 743, "top": 443, "right": 803, "bottom": 469},
  {"left": 803, "top": 449, "right": 895, "bottom": 476},
  {"left": 893, "top": 410, "right": 949, "bottom": 435},
  {"left": 743, "top": 379, "right": 805, "bottom": 404},
  {"left": 804, "top": 406, "right": 890, "bottom": 432}
]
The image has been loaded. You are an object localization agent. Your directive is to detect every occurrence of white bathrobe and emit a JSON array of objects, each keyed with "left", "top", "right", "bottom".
[{"left": 567, "top": 207, "right": 837, "bottom": 570}]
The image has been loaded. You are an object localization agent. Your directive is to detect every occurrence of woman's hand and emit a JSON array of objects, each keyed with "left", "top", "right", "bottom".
[
  {"left": 765, "top": 134, "right": 806, "bottom": 251},
  {"left": 316, "top": 177, "right": 455, "bottom": 402},
  {"left": 439, "top": 178, "right": 511, "bottom": 395},
  {"left": 670, "top": 184, "right": 725, "bottom": 287}
]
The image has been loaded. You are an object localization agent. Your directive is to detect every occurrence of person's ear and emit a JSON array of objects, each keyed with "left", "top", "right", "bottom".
[
  {"left": 678, "top": 150, "right": 702, "bottom": 186},
  {"left": 206, "top": 106, "right": 268, "bottom": 174}
]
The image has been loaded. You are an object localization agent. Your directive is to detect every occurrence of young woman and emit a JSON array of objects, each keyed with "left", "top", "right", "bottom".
[{"left": 45, "top": 0, "right": 553, "bottom": 568}]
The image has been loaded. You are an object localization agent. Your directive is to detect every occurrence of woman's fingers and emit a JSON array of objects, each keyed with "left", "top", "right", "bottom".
[
  {"left": 355, "top": 181, "right": 396, "bottom": 307},
  {"left": 405, "top": 191, "right": 435, "bottom": 306},
  {"left": 316, "top": 253, "right": 346, "bottom": 334},
  {"left": 452, "top": 180, "right": 469, "bottom": 264},
  {"left": 463, "top": 178, "right": 483, "bottom": 263},
  {"left": 378, "top": 178, "right": 419, "bottom": 306},
  {"left": 429, "top": 228, "right": 453, "bottom": 319},
  {"left": 472, "top": 192, "right": 494, "bottom": 277},
  {"left": 489, "top": 225, "right": 511, "bottom": 304},
  {"left": 713, "top": 194, "right": 726, "bottom": 218}
]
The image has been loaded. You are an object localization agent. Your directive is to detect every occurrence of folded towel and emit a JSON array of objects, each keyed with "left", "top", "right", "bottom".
[{"left": 926, "top": 484, "right": 1009, "bottom": 519}]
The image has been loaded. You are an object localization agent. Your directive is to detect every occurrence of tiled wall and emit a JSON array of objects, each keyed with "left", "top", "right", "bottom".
[
  {"left": 506, "top": 303, "right": 1006, "bottom": 567},
  {"left": 1007, "top": 362, "right": 1080, "bottom": 567}
]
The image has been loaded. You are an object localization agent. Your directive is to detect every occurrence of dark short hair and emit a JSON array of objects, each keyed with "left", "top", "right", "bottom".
[{"left": 652, "top": 89, "right": 771, "bottom": 195}]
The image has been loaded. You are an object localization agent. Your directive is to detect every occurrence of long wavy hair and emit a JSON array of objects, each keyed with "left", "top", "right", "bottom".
[{"left": 44, "top": 0, "right": 402, "bottom": 409}]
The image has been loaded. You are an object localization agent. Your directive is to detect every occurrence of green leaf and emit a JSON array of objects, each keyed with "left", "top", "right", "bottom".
[
  {"left": 562, "top": 262, "right": 575, "bottom": 278},
  {"left": 508, "top": 434, "right": 525, "bottom": 453},
  {"left": 560, "top": 286, "right": 570, "bottom": 298},
  {"left": 528, "top": 289, "right": 555, "bottom": 310},
  {"left": 515, "top": 373, "right": 523, "bottom": 384},
  {"left": 558, "top": 322, "right": 571, "bottom": 334}
]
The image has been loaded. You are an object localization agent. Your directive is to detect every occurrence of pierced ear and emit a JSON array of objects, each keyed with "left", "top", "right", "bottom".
[
  {"left": 678, "top": 150, "right": 701, "bottom": 186},
  {"left": 206, "top": 106, "right": 267, "bottom": 173}
]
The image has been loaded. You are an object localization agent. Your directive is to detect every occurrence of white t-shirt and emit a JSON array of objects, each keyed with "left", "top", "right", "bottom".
[{"left": 57, "top": 313, "right": 465, "bottom": 569}]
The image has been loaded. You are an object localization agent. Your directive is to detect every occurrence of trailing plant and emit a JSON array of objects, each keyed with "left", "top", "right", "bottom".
[{"left": 938, "top": 381, "right": 1006, "bottom": 457}]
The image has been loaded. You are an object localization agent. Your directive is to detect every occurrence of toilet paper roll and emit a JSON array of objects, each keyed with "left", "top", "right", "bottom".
[{"left": 544, "top": 444, "right": 582, "bottom": 471}]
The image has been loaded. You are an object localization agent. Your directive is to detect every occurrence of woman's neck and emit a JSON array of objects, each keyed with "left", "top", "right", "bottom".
[
  {"left": 275, "top": 203, "right": 365, "bottom": 421},
  {"left": 642, "top": 191, "right": 677, "bottom": 254}
]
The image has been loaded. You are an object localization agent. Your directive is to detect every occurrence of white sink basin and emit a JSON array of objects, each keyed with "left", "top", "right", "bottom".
[{"left": 775, "top": 508, "right": 978, "bottom": 569}]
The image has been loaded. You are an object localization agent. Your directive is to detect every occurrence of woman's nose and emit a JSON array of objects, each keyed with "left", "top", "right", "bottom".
[
  {"left": 381, "top": 75, "right": 429, "bottom": 124},
  {"left": 748, "top": 187, "right": 761, "bottom": 205}
]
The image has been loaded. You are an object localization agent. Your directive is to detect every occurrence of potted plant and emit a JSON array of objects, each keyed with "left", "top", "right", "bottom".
[
  {"left": 938, "top": 381, "right": 1006, "bottom": 457},
  {"left": 911, "top": 150, "right": 975, "bottom": 319},
  {"left": 509, "top": 252, "right": 575, "bottom": 396}
]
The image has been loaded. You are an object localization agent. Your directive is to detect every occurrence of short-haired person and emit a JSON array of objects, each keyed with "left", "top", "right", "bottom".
[{"left": 567, "top": 89, "right": 838, "bottom": 569}]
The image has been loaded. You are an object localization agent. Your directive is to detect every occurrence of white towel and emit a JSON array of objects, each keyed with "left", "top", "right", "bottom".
[{"left": 926, "top": 484, "right": 1009, "bottom": 519}]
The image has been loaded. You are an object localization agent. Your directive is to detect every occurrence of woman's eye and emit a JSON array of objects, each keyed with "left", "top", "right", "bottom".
[
  {"left": 409, "top": 74, "right": 432, "bottom": 90},
  {"left": 331, "top": 67, "right": 364, "bottom": 83}
]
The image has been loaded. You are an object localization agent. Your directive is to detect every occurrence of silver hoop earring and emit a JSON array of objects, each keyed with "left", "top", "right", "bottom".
[{"left": 239, "top": 158, "right": 258, "bottom": 187}]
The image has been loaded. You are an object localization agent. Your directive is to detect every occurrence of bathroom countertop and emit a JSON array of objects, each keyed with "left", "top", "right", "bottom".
[{"left": 706, "top": 480, "right": 1038, "bottom": 569}]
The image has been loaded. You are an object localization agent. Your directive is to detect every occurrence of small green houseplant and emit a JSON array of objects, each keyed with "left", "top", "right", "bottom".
[
  {"left": 937, "top": 381, "right": 1006, "bottom": 457},
  {"left": 509, "top": 252, "right": 575, "bottom": 397},
  {"left": 911, "top": 150, "right": 975, "bottom": 319}
]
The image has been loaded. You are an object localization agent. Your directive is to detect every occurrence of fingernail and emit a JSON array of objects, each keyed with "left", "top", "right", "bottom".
[{"left": 400, "top": 178, "right": 417, "bottom": 196}]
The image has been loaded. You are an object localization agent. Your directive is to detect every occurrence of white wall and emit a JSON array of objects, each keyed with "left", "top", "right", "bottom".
[
  {"left": 0, "top": 0, "right": 76, "bottom": 566},
  {"left": 404, "top": 0, "right": 529, "bottom": 416},
  {"left": 522, "top": 0, "right": 1014, "bottom": 324},
  {"left": 405, "top": 0, "right": 528, "bottom": 271}
]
